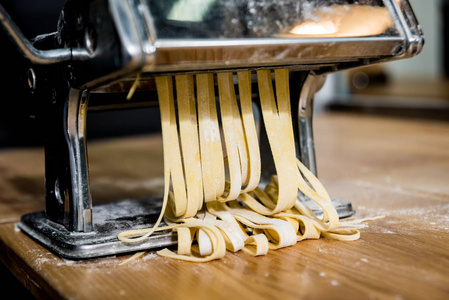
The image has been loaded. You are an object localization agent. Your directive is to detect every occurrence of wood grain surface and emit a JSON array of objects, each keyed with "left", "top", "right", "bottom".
[{"left": 0, "top": 112, "right": 448, "bottom": 300}]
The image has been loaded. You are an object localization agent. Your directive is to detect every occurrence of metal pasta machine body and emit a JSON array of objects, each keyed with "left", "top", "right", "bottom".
[{"left": 0, "top": 0, "right": 423, "bottom": 259}]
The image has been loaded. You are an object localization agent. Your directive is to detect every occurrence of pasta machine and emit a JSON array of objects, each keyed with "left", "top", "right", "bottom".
[{"left": 0, "top": 0, "right": 423, "bottom": 259}]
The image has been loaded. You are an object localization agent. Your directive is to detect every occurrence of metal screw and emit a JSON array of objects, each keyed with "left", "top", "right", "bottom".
[
  {"left": 52, "top": 89, "right": 57, "bottom": 104},
  {"left": 76, "top": 15, "right": 84, "bottom": 30},
  {"left": 85, "top": 26, "right": 96, "bottom": 54},
  {"left": 27, "top": 68, "right": 36, "bottom": 91},
  {"left": 54, "top": 178, "right": 64, "bottom": 205}
]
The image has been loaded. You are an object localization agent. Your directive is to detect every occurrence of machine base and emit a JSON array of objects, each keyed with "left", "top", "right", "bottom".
[
  {"left": 18, "top": 198, "right": 176, "bottom": 260},
  {"left": 303, "top": 197, "right": 356, "bottom": 219},
  {"left": 18, "top": 197, "right": 355, "bottom": 260}
]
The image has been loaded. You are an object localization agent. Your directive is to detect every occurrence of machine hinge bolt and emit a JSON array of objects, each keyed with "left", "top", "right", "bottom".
[{"left": 27, "top": 68, "right": 36, "bottom": 91}]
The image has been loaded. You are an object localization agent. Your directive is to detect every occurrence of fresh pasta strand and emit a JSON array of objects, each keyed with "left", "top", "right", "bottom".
[
  {"left": 117, "top": 70, "right": 381, "bottom": 262},
  {"left": 126, "top": 73, "right": 141, "bottom": 100}
]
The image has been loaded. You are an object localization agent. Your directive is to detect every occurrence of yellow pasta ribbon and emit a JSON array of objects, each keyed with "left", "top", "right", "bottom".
[{"left": 117, "top": 69, "right": 372, "bottom": 263}]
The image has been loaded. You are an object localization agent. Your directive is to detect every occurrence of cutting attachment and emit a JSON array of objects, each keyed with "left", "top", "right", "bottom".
[{"left": 0, "top": 0, "right": 423, "bottom": 259}]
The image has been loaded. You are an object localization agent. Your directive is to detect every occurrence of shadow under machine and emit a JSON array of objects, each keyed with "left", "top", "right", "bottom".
[{"left": 0, "top": 0, "right": 423, "bottom": 259}]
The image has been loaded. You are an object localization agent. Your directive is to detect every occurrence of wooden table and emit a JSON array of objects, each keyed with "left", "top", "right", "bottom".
[{"left": 0, "top": 112, "right": 448, "bottom": 300}]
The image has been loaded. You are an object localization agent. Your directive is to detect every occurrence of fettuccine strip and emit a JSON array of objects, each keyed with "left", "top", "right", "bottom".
[{"left": 117, "top": 70, "right": 377, "bottom": 263}]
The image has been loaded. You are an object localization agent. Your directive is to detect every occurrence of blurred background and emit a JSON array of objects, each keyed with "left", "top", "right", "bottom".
[
  {"left": 315, "top": 0, "right": 449, "bottom": 120},
  {"left": 0, "top": 0, "right": 447, "bottom": 148}
]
